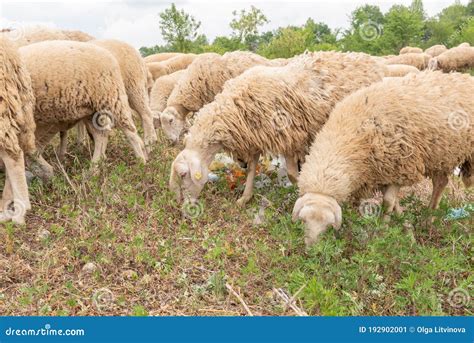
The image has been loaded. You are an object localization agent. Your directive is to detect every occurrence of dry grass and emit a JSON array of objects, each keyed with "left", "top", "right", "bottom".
[{"left": 0, "top": 130, "right": 472, "bottom": 316}]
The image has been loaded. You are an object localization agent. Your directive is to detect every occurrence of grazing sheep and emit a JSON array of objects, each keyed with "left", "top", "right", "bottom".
[
  {"left": 146, "top": 62, "right": 170, "bottom": 81},
  {"left": 1, "top": 26, "right": 93, "bottom": 47},
  {"left": 169, "top": 52, "right": 386, "bottom": 205},
  {"left": 399, "top": 46, "right": 423, "bottom": 54},
  {"left": 293, "top": 71, "right": 473, "bottom": 247},
  {"left": 0, "top": 37, "right": 36, "bottom": 224},
  {"left": 424, "top": 44, "right": 447, "bottom": 57},
  {"left": 144, "top": 52, "right": 183, "bottom": 63},
  {"left": 428, "top": 46, "right": 474, "bottom": 72},
  {"left": 90, "top": 39, "right": 157, "bottom": 147},
  {"left": 149, "top": 70, "right": 186, "bottom": 126},
  {"left": 385, "top": 53, "right": 431, "bottom": 70},
  {"left": 385, "top": 64, "right": 419, "bottom": 77},
  {"left": 20, "top": 40, "right": 147, "bottom": 179},
  {"left": 161, "top": 51, "right": 273, "bottom": 143}
]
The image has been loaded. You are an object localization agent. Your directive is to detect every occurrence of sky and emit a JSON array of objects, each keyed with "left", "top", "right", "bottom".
[{"left": 0, "top": 0, "right": 468, "bottom": 49}]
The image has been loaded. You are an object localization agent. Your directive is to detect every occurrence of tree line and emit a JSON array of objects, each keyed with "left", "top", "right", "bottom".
[{"left": 139, "top": 1, "right": 474, "bottom": 58}]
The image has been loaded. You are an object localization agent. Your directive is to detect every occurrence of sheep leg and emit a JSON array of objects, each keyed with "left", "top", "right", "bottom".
[
  {"left": 122, "top": 128, "right": 147, "bottom": 164},
  {"left": 382, "top": 184, "right": 400, "bottom": 221},
  {"left": 27, "top": 152, "right": 54, "bottom": 181},
  {"left": 284, "top": 154, "right": 299, "bottom": 184},
  {"left": 0, "top": 150, "right": 30, "bottom": 224},
  {"left": 428, "top": 173, "right": 448, "bottom": 210},
  {"left": 236, "top": 153, "right": 259, "bottom": 207},
  {"left": 84, "top": 121, "right": 108, "bottom": 163},
  {"left": 57, "top": 131, "right": 68, "bottom": 161},
  {"left": 76, "top": 121, "right": 88, "bottom": 146},
  {"left": 129, "top": 95, "right": 158, "bottom": 149}
]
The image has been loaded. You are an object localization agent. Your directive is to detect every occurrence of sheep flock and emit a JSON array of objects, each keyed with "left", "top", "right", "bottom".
[{"left": 0, "top": 25, "right": 472, "bottom": 248}]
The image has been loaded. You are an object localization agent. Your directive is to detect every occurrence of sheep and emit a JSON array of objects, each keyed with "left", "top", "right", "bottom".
[
  {"left": 146, "top": 62, "right": 170, "bottom": 81},
  {"left": 384, "top": 64, "right": 419, "bottom": 77},
  {"left": 90, "top": 39, "right": 157, "bottom": 147},
  {"left": 1, "top": 26, "right": 93, "bottom": 47},
  {"left": 161, "top": 51, "right": 274, "bottom": 143},
  {"left": 19, "top": 40, "right": 147, "bottom": 179},
  {"left": 399, "top": 46, "right": 423, "bottom": 54},
  {"left": 0, "top": 37, "right": 36, "bottom": 224},
  {"left": 385, "top": 53, "right": 431, "bottom": 70},
  {"left": 144, "top": 52, "right": 183, "bottom": 63},
  {"left": 424, "top": 44, "right": 447, "bottom": 57},
  {"left": 458, "top": 42, "right": 470, "bottom": 48},
  {"left": 169, "top": 51, "right": 386, "bottom": 205},
  {"left": 149, "top": 70, "right": 186, "bottom": 127},
  {"left": 428, "top": 46, "right": 474, "bottom": 72},
  {"left": 293, "top": 71, "right": 473, "bottom": 247}
]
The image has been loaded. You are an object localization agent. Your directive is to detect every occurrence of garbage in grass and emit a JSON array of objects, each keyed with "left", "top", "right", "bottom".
[
  {"left": 445, "top": 204, "right": 473, "bottom": 221},
  {"left": 207, "top": 153, "right": 294, "bottom": 188}
]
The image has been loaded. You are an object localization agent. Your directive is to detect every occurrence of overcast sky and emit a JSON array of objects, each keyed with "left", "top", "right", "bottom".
[{"left": 0, "top": 0, "right": 467, "bottom": 49}]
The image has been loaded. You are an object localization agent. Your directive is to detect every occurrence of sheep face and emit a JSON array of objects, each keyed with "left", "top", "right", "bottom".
[
  {"left": 170, "top": 149, "right": 208, "bottom": 202},
  {"left": 292, "top": 193, "right": 342, "bottom": 247},
  {"left": 161, "top": 107, "right": 185, "bottom": 144}
]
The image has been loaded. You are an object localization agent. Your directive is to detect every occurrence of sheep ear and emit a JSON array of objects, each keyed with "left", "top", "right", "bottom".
[
  {"left": 292, "top": 196, "right": 307, "bottom": 221},
  {"left": 174, "top": 157, "right": 189, "bottom": 178},
  {"left": 189, "top": 156, "right": 208, "bottom": 186}
]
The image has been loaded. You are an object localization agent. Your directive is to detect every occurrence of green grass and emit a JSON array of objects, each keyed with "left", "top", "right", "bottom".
[{"left": 0, "top": 131, "right": 472, "bottom": 316}]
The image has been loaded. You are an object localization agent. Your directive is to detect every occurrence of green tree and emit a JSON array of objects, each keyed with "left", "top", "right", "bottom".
[
  {"left": 258, "top": 27, "right": 310, "bottom": 58},
  {"left": 230, "top": 6, "right": 269, "bottom": 49},
  {"left": 159, "top": 3, "right": 202, "bottom": 52},
  {"left": 340, "top": 5, "right": 385, "bottom": 55},
  {"left": 378, "top": 4, "right": 425, "bottom": 54}
]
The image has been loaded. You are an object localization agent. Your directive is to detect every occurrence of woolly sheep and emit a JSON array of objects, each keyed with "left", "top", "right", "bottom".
[
  {"left": 385, "top": 53, "right": 431, "bottom": 70},
  {"left": 428, "top": 46, "right": 474, "bottom": 72},
  {"left": 147, "top": 62, "right": 170, "bottom": 81},
  {"left": 293, "top": 71, "right": 473, "bottom": 247},
  {"left": 161, "top": 51, "right": 273, "bottom": 143},
  {"left": 20, "top": 41, "right": 147, "bottom": 179},
  {"left": 144, "top": 52, "right": 183, "bottom": 63},
  {"left": 169, "top": 52, "right": 386, "bottom": 205},
  {"left": 458, "top": 42, "right": 470, "bottom": 48},
  {"left": 424, "top": 44, "right": 447, "bottom": 57},
  {"left": 1, "top": 26, "right": 93, "bottom": 47},
  {"left": 0, "top": 37, "right": 36, "bottom": 224},
  {"left": 90, "top": 39, "right": 157, "bottom": 147},
  {"left": 385, "top": 64, "right": 419, "bottom": 77},
  {"left": 399, "top": 46, "right": 423, "bottom": 54},
  {"left": 149, "top": 70, "right": 186, "bottom": 126}
]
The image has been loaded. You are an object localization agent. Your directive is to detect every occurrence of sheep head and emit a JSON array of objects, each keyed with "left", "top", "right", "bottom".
[
  {"left": 427, "top": 57, "right": 439, "bottom": 70},
  {"left": 292, "top": 193, "right": 342, "bottom": 248},
  {"left": 161, "top": 106, "right": 186, "bottom": 144},
  {"left": 169, "top": 149, "right": 208, "bottom": 202}
]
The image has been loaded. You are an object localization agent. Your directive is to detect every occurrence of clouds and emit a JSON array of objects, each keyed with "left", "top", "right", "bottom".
[{"left": 0, "top": 0, "right": 467, "bottom": 49}]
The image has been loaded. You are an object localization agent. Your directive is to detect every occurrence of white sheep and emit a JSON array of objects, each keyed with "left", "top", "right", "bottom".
[
  {"left": 428, "top": 46, "right": 474, "bottom": 72},
  {"left": 293, "top": 71, "right": 473, "bottom": 247},
  {"left": 169, "top": 52, "right": 386, "bottom": 205},
  {"left": 0, "top": 37, "right": 36, "bottom": 224},
  {"left": 161, "top": 51, "right": 273, "bottom": 143},
  {"left": 20, "top": 40, "right": 147, "bottom": 179}
]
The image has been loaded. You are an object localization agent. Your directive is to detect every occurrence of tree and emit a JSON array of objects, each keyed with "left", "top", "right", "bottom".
[
  {"left": 230, "top": 6, "right": 269, "bottom": 49},
  {"left": 258, "top": 27, "right": 310, "bottom": 58},
  {"left": 159, "top": 3, "right": 202, "bottom": 52},
  {"left": 378, "top": 4, "right": 425, "bottom": 53}
]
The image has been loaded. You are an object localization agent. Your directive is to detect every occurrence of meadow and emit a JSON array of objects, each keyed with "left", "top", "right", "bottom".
[{"left": 1, "top": 130, "right": 471, "bottom": 316}]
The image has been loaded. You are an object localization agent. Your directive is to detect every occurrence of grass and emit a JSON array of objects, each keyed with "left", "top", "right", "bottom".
[{"left": 0, "top": 131, "right": 472, "bottom": 316}]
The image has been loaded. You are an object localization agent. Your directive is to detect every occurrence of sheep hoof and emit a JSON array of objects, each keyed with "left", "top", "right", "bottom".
[{"left": 237, "top": 196, "right": 251, "bottom": 207}]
